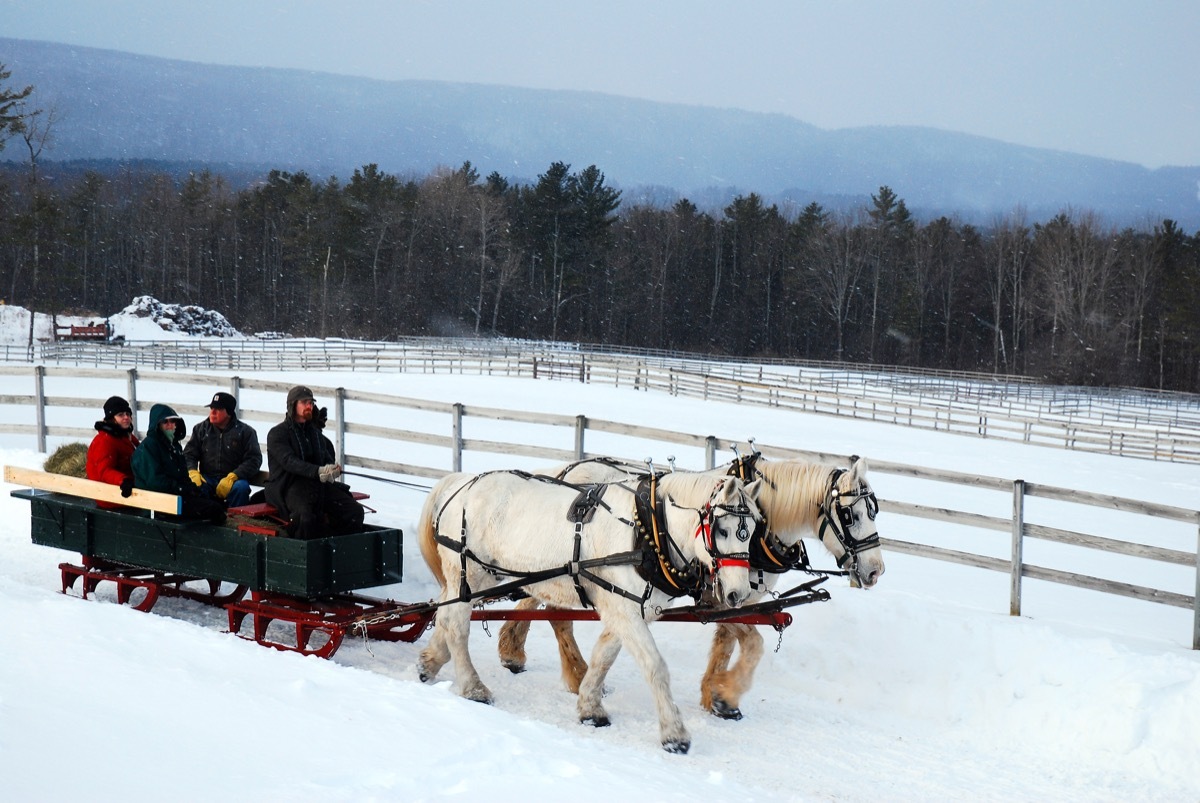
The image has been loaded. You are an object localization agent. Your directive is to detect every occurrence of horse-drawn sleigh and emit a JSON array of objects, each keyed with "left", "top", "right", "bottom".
[{"left": 7, "top": 447, "right": 880, "bottom": 753}]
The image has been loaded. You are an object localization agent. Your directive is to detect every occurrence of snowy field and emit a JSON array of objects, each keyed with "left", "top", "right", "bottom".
[{"left": 2, "top": 320, "right": 1199, "bottom": 800}]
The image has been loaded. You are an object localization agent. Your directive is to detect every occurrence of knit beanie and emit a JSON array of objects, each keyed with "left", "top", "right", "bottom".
[{"left": 103, "top": 395, "right": 133, "bottom": 418}]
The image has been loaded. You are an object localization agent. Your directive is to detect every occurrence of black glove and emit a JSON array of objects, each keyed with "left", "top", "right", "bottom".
[
  {"left": 120, "top": 477, "right": 134, "bottom": 498},
  {"left": 316, "top": 406, "right": 328, "bottom": 430}
]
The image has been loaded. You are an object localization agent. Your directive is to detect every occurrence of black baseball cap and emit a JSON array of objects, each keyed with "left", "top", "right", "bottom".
[{"left": 207, "top": 392, "right": 237, "bottom": 414}]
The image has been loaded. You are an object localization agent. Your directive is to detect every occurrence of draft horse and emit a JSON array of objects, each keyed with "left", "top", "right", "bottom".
[
  {"left": 416, "top": 469, "right": 765, "bottom": 753},
  {"left": 497, "top": 453, "right": 885, "bottom": 720}
]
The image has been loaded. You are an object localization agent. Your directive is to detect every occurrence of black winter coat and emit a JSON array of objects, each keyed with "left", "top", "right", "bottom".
[
  {"left": 265, "top": 416, "right": 335, "bottom": 515},
  {"left": 183, "top": 416, "right": 262, "bottom": 480}
]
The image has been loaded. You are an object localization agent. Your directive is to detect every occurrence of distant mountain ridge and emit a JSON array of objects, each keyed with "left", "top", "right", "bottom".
[{"left": 3, "top": 37, "right": 1199, "bottom": 228}]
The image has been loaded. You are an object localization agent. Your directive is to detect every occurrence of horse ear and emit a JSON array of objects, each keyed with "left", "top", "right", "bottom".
[
  {"left": 744, "top": 479, "right": 764, "bottom": 504},
  {"left": 849, "top": 456, "right": 869, "bottom": 483}
]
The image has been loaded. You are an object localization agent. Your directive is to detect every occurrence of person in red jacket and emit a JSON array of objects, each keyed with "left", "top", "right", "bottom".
[{"left": 86, "top": 395, "right": 140, "bottom": 509}]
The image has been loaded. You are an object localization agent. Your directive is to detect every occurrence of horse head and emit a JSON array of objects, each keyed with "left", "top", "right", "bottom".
[
  {"left": 688, "top": 477, "right": 762, "bottom": 609},
  {"left": 819, "top": 456, "right": 886, "bottom": 588}
]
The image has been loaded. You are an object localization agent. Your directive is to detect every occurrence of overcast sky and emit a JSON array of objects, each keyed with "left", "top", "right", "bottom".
[{"left": 2, "top": 0, "right": 1197, "bottom": 168}]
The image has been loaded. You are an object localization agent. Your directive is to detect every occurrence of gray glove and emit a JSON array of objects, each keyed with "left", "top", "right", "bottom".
[{"left": 318, "top": 464, "right": 341, "bottom": 483}]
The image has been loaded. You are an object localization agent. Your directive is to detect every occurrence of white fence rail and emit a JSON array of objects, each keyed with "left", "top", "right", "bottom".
[
  {"left": 4, "top": 338, "right": 1198, "bottom": 464},
  {"left": 2, "top": 364, "right": 1198, "bottom": 649}
]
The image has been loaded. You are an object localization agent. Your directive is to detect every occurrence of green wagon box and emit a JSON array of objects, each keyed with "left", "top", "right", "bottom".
[{"left": 14, "top": 489, "right": 403, "bottom": 598}]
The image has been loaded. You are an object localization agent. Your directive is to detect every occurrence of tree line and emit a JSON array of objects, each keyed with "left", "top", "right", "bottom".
[{"left": 1, "top": 71, "right": 1197, "bottom": 392}]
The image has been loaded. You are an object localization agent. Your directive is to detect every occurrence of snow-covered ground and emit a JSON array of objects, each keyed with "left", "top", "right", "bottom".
[{"left": 2, "top": 322, "right": 1199, "bottom": 800}]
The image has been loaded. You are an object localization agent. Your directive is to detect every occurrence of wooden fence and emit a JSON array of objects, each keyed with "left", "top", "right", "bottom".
[
  {"left": 2, "top": 363, "right": 1198, "bottom": 648},
  {"left": 4, "top": 338, "right": 1198, "bottom": 464}
]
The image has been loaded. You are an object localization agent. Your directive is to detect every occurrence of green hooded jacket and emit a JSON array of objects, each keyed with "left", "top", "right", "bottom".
[{"left": 131, "top": 403, "right": 190, "bottom": 494}]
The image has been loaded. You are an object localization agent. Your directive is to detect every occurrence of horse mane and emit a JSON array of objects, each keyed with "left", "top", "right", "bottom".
[
  {"left": 656, "top": 471, "right": 730, "bottom": 506},
  {"left": 753, "top": 459, "right": 834, "bottom": 535}
]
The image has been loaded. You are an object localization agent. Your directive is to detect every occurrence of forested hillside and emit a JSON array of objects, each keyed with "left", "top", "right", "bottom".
[{"left": 1, "top": 157, "right": 1197, "bottom": 391}]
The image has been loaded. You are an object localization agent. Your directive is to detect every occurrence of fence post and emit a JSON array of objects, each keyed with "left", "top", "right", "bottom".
[
  {"left": 1010, "top": 479, "right": 1025, "bottom": 616},
  {"left": 1194, "top": 515, "right": 1200, "bottom": 650},
  {"left": 335, "top": 387, "right": 346, "bottom": 464},
  {"left": 229, "top": 375, "right": 241, "bottom": 410},
  {"left": 452, "top": 402, "right": 464, "bottom": 472},
  {"left": 705, "top": 436, "right": 717, "bottom": 470},
  {"left": 574, "top": 415, "right": 586, "bottom": 459},
  {"left": 126, "top": 368, "right": 139, "bottom": 434},
  {"left": 34, "top": 365, "right": 46, "bottom": 453}
]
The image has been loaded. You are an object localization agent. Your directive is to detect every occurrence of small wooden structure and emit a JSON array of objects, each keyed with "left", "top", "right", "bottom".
[{"left": 54, "top": 322, "right": 111, "bottom": 342}]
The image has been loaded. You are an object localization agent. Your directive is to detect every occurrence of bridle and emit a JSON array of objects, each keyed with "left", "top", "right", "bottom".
[
  {"left": 646, "top": 478, "right": 755, "bottom": 599},
  {"left": 818, "top": 467, "right": 881, "bottom": 575},
  {"left": 693, "top": 481, "right": 754, "bottom": 575}
]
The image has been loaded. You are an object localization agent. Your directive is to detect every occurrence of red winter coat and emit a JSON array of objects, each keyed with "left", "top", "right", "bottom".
[{"left": 87, "top": 420, "right": 140, "bottom": 510}]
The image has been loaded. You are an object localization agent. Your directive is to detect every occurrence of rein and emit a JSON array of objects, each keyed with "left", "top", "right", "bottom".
[{"left": 341, "top": 469, "right": 432, "bottom": 492}]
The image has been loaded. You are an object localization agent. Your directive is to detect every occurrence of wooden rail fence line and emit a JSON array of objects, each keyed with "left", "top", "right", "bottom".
[{"left": 1, "top": 364, "right": 1198, "bottom": 648}]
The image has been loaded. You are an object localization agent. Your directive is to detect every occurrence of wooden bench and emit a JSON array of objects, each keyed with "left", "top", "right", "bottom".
[{"left": 227, "top": 492, "right": 373, "bottom": 538}]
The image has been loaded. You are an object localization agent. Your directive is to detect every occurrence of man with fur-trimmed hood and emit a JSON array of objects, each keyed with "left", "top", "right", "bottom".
[{"left": 265, "top": 385, "right": 364, "bottom": 540}]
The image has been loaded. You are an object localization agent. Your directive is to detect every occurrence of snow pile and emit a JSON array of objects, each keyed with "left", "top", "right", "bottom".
[
  {"left": 0, "top": 298, "right": 245, "bottom": 345},
  {"left": 112, "top": 296, "right": 242, "bottom": 338}
]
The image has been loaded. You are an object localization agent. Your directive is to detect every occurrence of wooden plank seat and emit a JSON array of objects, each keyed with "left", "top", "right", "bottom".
[{"left": 228, "top": 491, "right": 372, "bottom": 524}]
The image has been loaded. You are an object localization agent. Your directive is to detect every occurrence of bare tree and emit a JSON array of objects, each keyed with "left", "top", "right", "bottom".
[
  {"left": 1033, "top": 211, "right": 1120, "bottom": 382},
  {"left": 807, "top": 210, "right": 871, "bottom": 360},
  {"left": 985, "top": 213, "right": 1031, "bottom": 373}
]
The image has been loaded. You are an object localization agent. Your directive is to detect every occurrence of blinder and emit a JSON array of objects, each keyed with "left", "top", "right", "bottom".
[
  {"left": 823, "top": 469, "right": 881, "bottom": 572},
  {"left": 834, "top": 488, "right": 878, "bottom": 529}
]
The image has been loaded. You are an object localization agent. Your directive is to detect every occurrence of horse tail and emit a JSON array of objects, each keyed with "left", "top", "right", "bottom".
[{"left": 418, "top": 477, "right": 449, "bottom": 589}]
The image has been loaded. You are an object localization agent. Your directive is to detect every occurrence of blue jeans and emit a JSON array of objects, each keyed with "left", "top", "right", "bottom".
[{"left": 201, "top": 475, "right": 253, "bottom": 508}]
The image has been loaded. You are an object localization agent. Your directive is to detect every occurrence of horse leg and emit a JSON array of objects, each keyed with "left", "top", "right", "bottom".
[
  {"left": 497, "top": 597, "right": 538, "bottom": 673},
  {"left": 604, "top": 612, "right": 690, "bottom": 754},
  {"left": 702, "top": 623, "right": 763, "bottom": 720},
  {"left": 443, "top": 601, "right": 494, "bottom": 704},
  {"left": 497, "top": 603, "right": 589, "bottom": 692},
  {"left": 416, "top": 615, "right": 451, "bottom": 681},
  {"left": 577, "top": 626, "right": 622, "bottom": 729},
  {"left": 551, "top": 619, "right": 589, "bottom": 694},
  {"left": 700, "top": 623, "right": 737, "bottom": 715}
]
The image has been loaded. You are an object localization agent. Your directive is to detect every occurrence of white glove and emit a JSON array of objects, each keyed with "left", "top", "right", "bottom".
[{"left": 318, "top": 464, "right": 341, "bottom": 483}]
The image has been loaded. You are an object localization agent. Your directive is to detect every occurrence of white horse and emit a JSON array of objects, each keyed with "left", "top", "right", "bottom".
[
  {"left": 416, "top": 469, "right": 764, "bottom": 753},
  {"left": 497, "top": 454, "right": 885, "bottom": 720}
]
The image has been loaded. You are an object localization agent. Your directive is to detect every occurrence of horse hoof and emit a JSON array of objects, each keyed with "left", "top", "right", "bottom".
[
  {"left": 711, "top": 698, "right": 744, "bottom": 721},
  {"left": 581, "top": 715, "right": 611, "bottom": 728},
  {"left": 662, "top": 739, "right": 690, "bottom": 755}
]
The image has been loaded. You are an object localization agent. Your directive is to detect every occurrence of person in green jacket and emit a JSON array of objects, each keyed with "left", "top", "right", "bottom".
[{"left": 131, "top": 402, "right": 226, "bottom": 523}]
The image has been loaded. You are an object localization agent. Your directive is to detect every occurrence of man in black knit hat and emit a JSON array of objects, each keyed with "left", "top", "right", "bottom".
[{"left": 265, "top": 385, "right": 363, "bottom": 539}]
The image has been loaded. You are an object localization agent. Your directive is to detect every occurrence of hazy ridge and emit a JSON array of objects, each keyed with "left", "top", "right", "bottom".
[{"left": 4, "top": 37, "right": 1199, "bottom": 228}]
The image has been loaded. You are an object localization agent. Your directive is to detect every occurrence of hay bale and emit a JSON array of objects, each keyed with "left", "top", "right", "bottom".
[{"left": 44, "top": 442, "right": 89, "bottom": 478}]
